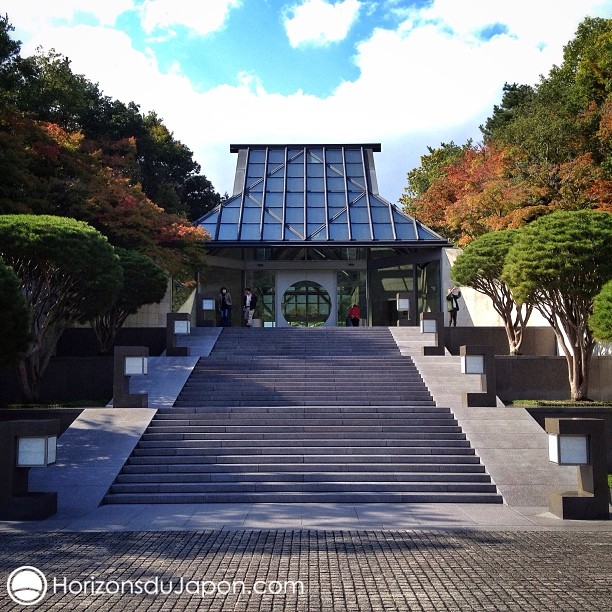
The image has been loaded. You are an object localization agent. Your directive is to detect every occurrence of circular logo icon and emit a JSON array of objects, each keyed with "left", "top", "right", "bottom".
[{"left": 7, "top": 566, "right": 48, "bottom": 606}]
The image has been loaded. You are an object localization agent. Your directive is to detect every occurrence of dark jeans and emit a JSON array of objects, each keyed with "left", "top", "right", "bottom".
[
  {"left": 351, "top": 317, "right": 360, "bottom": 327},
  {"left": 220, "top": 308, "right": 231, "bottom": 326},
  {"left": 448, "top": 309, "right": 457, "bottom": 326}
]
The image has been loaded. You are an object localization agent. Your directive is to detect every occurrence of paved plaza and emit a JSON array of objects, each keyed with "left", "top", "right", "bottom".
[{"left": 1, "top": 528, "right": 611, "bottom": 611}]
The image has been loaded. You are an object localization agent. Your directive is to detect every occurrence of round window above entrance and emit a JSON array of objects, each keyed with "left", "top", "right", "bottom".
[{"left": 282, "top": 281, "right": 331, "bottom": 327}]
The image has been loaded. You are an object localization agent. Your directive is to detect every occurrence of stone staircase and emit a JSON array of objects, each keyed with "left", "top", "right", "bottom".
[{"left": 103, "top": 327, "right": 502, "bottom": 504}]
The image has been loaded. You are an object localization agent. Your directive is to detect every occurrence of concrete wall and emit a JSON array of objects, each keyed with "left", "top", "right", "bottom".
[
  {"left": 0, "top": 357, "right": 113, "bottom": 405},
  {"left": 445, "top": 327, "right": 557, "bottom": 356},
  {"left": 495, "top": 356, "right": 612, "bottom": 402},
  {"left": 122, "top": 280, "right": 173, "bottom": 327},
  {"left": 0, "top": 408, "right": 82, "bottom": 436},
  {"left": 57, "top": 328, "right": 166, "bottom": 357}
]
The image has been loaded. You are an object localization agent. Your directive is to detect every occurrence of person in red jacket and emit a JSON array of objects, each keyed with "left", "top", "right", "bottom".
[{"left": 348, "top": 304, "right": 360, "bottom": 326}]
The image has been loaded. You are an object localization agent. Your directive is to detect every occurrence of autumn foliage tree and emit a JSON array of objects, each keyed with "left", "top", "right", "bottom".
[
  {"left": 0, "top": 16, "right": 218, "bottom": 401},
  {"left": 0, "top": 17, "right": 211, "bottom": 279},
  {"left": 403, "top": 17, "right": 612, "bottom": 246}
]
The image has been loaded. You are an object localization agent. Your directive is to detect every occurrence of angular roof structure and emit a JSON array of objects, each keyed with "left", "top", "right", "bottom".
[{"left": 196, "top": 144, "right": 450, "bottom": 247}]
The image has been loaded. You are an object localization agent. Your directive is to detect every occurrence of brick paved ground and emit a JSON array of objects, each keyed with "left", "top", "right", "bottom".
[{"left": 1, "top": 530, "right": 611, "bottom": 611}]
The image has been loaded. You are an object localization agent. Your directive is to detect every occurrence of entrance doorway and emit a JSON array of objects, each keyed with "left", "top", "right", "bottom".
[
  {"left": 282, "top": 281, "right": 331, "bottom": 327},
  {"left": 276, "top": 271, "right": 337, "bottom": 327}
]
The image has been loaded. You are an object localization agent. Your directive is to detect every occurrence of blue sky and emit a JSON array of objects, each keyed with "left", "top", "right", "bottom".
[{"left": 4, "top": 0, "right": 612, "bottom": 202}]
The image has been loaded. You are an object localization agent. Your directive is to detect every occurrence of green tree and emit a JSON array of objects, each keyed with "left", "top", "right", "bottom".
[
  {"left": 90, "top": 248, "right": 168, "bottom": 354},
  {"left": 488, "top": 18, "right": 612, "bottom": 165},
  {"left": 181, "top": 174, "right": 221, "bottom": 221},
  {"left": 589, "top": 279, "right": 612, "bottom": 342},
  {"left": 451, "top": 230, "right": 532, "bottom": 355},
  {"left": 480, "top": 82, "right": 535, "bottom": 143},
  {"left": 502, "top": 210, "right": 612, "bottom": 400},
  {"left": 0, "top": 215, "right": 122, "bottom": 401},
  {"left": 0, "top": 13, "right": 22, "bottom": 96},
  {"left": 0, "top": 257, "right": 30, "bottom": 369}
]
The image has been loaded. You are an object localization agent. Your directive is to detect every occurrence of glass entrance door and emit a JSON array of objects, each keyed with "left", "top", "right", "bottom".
[
  {"left": 281, "top": 281, "right": 331, "bottom": 327},
  {"left": 276, "top": 270, "right": 337, "bottom": 327}
]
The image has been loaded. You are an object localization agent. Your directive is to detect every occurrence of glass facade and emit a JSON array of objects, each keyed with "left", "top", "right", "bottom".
[
  {"left": 198, "top": 145, "right": 444, "bottom": 245},
  {"left": 196, "top": 144, "right": 450, "bottom": 327}
]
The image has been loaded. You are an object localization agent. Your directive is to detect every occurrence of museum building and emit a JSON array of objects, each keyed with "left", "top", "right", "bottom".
[{"left": 195, "top": 144, "right": 450, "bottom": 327}]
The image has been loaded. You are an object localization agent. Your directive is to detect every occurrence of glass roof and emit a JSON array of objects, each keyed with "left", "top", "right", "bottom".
[{"left": 196, "top": 145, "right": 449, "bottom": 246}]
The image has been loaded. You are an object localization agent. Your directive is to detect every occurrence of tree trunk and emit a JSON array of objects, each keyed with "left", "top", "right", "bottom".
[
  {"left": 505, "top": 321, "right": 520, "bottom": 356},
  {"left": 16, "top": 323, "right": 65, "bottom": 403},
  {"left": 91, "top": 310, "right": 128, "bottom": 355},
  {"left": 503, "top": 304, "right": 531, "bottom": 356},
  {"left": 17, "top": 353, "right": 41, "bottom": 404},
  {"left": 91, "top": 320, "right": 116, "bottom": 355},
  {"left": 564, "top": 332, "right": 593, "bottom": 402}
]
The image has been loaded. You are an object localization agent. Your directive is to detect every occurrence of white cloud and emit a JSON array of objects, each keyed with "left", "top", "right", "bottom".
[
  {"left": 9, "top": 0, "right": 612, "bottom": 203},
  {"left": 283, "top": 0, "right": 362, "bottom": 47},
  {"left": 2, "top": 0, "right": 134, "bottom": 30},
  {"left": 140, "top": 0, "right": 242, "bottom": 36}
]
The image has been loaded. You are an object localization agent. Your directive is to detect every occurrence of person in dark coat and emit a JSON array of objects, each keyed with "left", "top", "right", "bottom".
[{"left": 217, "top": 286, "right": 232, "bottom": 326}]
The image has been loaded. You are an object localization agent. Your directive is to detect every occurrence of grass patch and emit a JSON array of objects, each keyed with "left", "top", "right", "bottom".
[
  {"left": 505, "top": 399, "right": 612, "bottom": 407},
  {"left": 609, "top": 474, "right": 612, "bottom": 489}
]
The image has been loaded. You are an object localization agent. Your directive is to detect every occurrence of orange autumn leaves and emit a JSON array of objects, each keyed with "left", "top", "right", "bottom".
[
  {"left": 3, "top": 113, "right": 208, "bottom": 274},
  {"left": 407, "top": 143, "right": 611, "bottom": 246}
]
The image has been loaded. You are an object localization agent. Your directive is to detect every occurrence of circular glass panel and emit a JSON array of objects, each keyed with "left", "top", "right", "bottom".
[{"left": 282, "top": 281, "right": 331, "bottom": 327}]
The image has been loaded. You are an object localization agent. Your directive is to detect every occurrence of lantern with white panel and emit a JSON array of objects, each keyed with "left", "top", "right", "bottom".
[
  {"left": 545, "top": 417, "right": 609, "bottom": 520},
  {"left": 396, "top": 292, "right": 411, "bottom": 326},
  {"left": 113, "top": 346, "right": 149, "bottom": 408},
  {"left": 419, "top": 312, "right": 445, "bottom": 356},
  {"left": 166, "top": 313, "right": 191, "bottom": 356},
  {"left": 548, "top": 433, "right": 589, "bottom": 466},
  {"left": 197, "top": 291, "right": 218, "bottom": 327},
  {"left": 459, "top": 345, "right": 497, "bottom": 407},
  {"left": 0, "top": 419, "right": 61, "bottom": 520},
  {"left": 460, "top": 354, "right": 485, "bottom": 374},
  {"left": 17, "top": 435, "right": 57, "bottom": 467},
  {"left": 124, "top": 355, "right": 148, "bottom": 376},
  {"left": 174, "top": 319, "right": 191, "bottom": 335},
  {"left": 420, "top": 318, "right": 437, "bottom": 334}
]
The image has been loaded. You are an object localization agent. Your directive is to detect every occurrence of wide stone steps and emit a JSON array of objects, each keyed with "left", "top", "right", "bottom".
[
  {"left": 120, "top": 462, "right": 487, "bottom": 474},
  {"left": 102, "top": 327, "right": 502, "bottom": 505},
  {"left": 115, "top": 471, "right": 492, "bottom": 483},
  {"left": 131, "top": 446, "right": 476, "bottom": 456},
  {"left": 104, "top": 492, "right": 498, "bottom": 504},
  {"left": 141, "top": 432, "right": 468, "bottom": 440},
  {"left": 108, "top": 482, "right": 498, "bottom": 494},
  {"left": 173, "top": 328, "right": 426, "bottom": 407},
  {"left": 137, "top": 439, "right": 471, "bottom": 448},
  {"left": 124, "top": 453, "right": 483, "bottom": 465}
]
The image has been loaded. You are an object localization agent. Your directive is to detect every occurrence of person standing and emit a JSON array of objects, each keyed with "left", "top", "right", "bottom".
[
  {"left": 243, "top": 288, "right": 258, "bottom": 327},
  {"left": 348, "top": 304, "right": 361, "bottom": 327},
  {"left": 218, "top": 286, "right": 232, "bottom": 327},
  {"left": 446, "top": 286, "right": 461, "bottom": 327}
]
